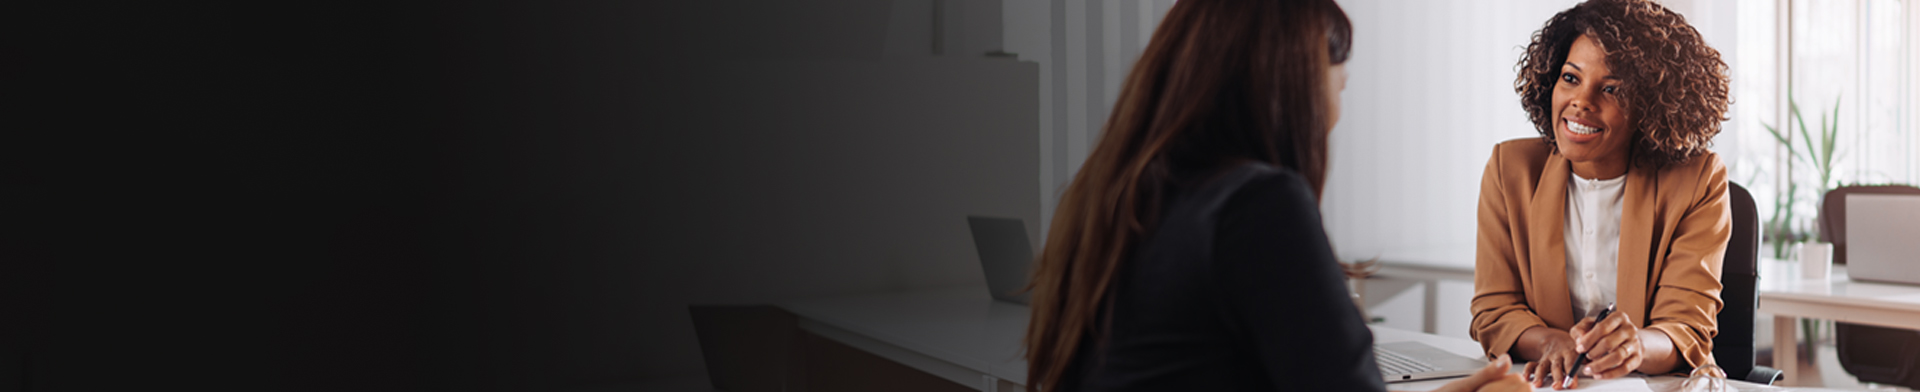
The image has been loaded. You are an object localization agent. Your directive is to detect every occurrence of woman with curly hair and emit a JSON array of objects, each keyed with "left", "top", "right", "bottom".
[{"left": 1470, "top": 0, "right": 1732, "bottom": 389}]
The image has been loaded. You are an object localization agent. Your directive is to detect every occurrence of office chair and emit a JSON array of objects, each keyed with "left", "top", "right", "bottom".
[
  {"left": 1714, "top": 182, "right": 1782, "bottom": 384},
  {"left": 1820, "top": 185, "right": 1920, "bottom": 389},
  {"left": 1817, "top": 185, "right": 1920, "bottom": 265}
]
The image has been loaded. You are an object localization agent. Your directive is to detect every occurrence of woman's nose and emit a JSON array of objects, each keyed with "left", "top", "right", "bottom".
[{"left": 1567, "top": 86, "right": 1598, "bottom": 112}]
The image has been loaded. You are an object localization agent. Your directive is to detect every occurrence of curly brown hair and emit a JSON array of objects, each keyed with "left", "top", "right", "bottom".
[{"left": 1516, "top": 0, "right": 1730, "bottom": 169}]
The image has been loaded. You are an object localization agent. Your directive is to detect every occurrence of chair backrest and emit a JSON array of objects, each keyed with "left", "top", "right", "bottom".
[
  {"left": 1824, "top": 186, "right": 1920, "bottom": 388},
  {"left": 1715, "top": 182, "right": 1760, "bottom": 380},
  {"left": 1818, "top": 185, "right": 1920, "bottom": 264}
]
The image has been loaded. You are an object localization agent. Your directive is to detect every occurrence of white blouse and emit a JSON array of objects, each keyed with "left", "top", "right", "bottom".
[{"left": 1565, "top": 171, "right": 1626, "bottom": 320}]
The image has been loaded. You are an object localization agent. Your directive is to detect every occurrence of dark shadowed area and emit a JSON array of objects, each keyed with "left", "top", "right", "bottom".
[{"left": 10, "top": 1, "right": 1036, "bottom": 390}]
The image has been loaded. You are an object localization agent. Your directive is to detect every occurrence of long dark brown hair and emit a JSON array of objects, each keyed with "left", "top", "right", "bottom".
[{"left": 1022, "top": 0, "right": 1352, "bottom": 390}]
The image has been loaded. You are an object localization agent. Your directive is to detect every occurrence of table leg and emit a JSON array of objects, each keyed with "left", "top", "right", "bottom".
[{"left": 1773, "top": 315, "right": 1797, "bottom": 386}]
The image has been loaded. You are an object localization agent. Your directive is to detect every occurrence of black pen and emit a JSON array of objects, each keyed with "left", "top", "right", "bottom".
[{"left": 1563, "top": 302, "right": 1616, "bottom": 389}]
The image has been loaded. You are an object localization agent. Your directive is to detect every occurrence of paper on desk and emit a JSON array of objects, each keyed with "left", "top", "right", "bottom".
[
  {"left": 1536, "top": 377, "right": 1652, "bottom": 392},
  {"left": 1389, "top": 376, "right": 1655, "bottom": 392}
]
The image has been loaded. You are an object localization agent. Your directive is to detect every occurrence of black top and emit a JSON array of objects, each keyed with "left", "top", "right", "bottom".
[{"left": 1062, "top": 163, "right": 1386, "bottom": 391}]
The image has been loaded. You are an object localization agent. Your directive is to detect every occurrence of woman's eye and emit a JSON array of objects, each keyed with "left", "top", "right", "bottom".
[
  {"left": 1561, "top": 73, "right": 1577, "bottom": 84},
  {"left": 1603, "top": 85, "right": 1617, "bottom": 94}
]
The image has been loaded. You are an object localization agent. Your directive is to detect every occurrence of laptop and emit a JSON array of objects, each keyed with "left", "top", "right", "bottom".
[
  {"left": 967, "top": 216, "right": 1034, "bottom": 305},
  {"left": 1374, "top": 341, "right": 1486, "bottom": 382},
  {"left": 1845, "top": 194, "right": 1920, "bottom": 285}
]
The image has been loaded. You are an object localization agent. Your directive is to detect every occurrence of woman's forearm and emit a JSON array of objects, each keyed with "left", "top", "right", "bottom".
[
  {"left": 1635, "top": 328, "right": 1679, "bottom": 374},
  {"left": 1510, "top": 325, "right": 1563, "bottom": 361}
]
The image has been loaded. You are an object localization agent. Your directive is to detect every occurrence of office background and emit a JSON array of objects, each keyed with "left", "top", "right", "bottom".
[{"left": 8, "top": 0, "right": 1917, "bottom": 391}]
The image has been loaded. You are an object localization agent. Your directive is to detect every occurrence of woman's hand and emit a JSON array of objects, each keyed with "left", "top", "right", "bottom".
[
  {"left": 1521, "top": 329, "right": 1582, "bottom": 389},
  {"left": 1424, "top": 355, "right": 1529, "bottom": 392},
  {"left": 1570, "top": 310, "right": 1643, "bottom": 380}
]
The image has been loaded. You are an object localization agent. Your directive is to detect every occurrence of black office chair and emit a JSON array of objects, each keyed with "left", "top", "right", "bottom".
[
  {"left": 1715, "top": 182, "right": 1782, "bottom": 384},
  {"left": 1821, "top": 185, "right": 1920, "bottom": 389}
]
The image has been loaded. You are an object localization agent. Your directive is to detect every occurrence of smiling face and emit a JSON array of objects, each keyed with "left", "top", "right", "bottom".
[{"left": 1552, "top": 34, "right": 1636, "bottom": 178}]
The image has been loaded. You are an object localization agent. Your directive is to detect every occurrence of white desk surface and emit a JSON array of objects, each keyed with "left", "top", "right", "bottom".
[
  {"left": 782, "top": 287, "right": 1806, "bottom": 392},
  {"left": 1755, "top": 259, "right": 1920, "bottom": 388},
  {"left": 1757, "top": 261, "right": 1920, "bottom": 329}
]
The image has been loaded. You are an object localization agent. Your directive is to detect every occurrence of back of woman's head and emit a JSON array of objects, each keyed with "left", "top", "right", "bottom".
[{"left": 1024, "top": 0, "right": 1352, "bottom": 390}]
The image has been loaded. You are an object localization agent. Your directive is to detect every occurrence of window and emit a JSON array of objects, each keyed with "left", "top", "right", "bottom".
[{"left": 1734, "top": 0, "right": 1919, "bottom": 255}]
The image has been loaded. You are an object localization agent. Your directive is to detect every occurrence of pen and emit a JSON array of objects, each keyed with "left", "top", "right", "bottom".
[{"left": 1563, "top": 302, "right": 1616, "bottom": 389}]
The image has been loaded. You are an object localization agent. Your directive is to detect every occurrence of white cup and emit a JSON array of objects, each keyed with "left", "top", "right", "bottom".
[{"left": 1799, "top": 242, "right": 1833, "bottom": 280}]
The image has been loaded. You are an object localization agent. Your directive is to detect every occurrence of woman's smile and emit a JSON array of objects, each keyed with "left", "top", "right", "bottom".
[
  {"left": 1561, "top": 116, "right": 1606, "bottom": 143},
  {"left": 1549, "top": 34, "right": 1635, "bottom": 179}
]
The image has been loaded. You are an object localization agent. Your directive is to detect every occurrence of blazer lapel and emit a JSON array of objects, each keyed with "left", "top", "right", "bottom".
[
  {"left": 1616, "top": 167, "right": 1656, "bottom": 326},
  {"left": 1529, "top": 156, "right": 1575, "bottom": 328}
]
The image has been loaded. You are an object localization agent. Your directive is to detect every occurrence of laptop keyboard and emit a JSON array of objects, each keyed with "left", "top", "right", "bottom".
[{"left": 1374, "top": 346, "right": 1440, "bottom": 376}]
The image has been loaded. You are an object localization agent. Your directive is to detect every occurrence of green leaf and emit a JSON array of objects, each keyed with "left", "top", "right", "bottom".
[
  {"left": 1763, "top": 123, "right": 1791, "bottom": 146},
  {"left": 1763, "top": 123, "right": 1807, "bottom": 165},
  {"left": 1824, "top": 96, "right": 1840, "bottom": 175},
  {"left": 1797, "top": 102, "right": 1821, "bottom": 175}
]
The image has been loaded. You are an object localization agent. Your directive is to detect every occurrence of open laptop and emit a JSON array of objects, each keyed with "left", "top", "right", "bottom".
[
  {"left": 968, "top": 216, "right": 1034, "bottom": 305},
  {"left": 1846, "top": 194, "right": 1920, "bottom": 285},
  {"left": 1374, "top": 341, "right": 1486, "bottom": 382}
]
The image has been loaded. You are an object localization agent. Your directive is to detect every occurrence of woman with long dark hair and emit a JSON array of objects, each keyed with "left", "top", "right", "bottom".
[{"left": 1022, "top": 1, "right": 1527, "bottom": 391}]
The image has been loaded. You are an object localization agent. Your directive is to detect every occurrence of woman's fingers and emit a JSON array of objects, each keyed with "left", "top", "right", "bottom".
[
  {"left": 1438, "top": 356, "right": 1517, "bottom": 392},
  {"left": 1568, "top": 318, "right": 1595, "bottom": 345},
  {"left": 1584, "top": 350, "right": 1624, "bottom": 377},
  {"left": 1578, "top": 312, "right": 1634, "bottom": 354},
  {"left": 1488, "top": 354, "right": 1513, "bottom": 375},
  {"left": 1588, "top": 348, "right": 1638, "bottom": 380},
  {"left": 1592, "top": 328, "right": 1637, "bottom": 358},
  {"left": 1576, "top": 315, "right": 1622, "bottom": 352},
  {"left": 1468, "top": 355, "right": 1510, "bottom": 380},
  {"left": 1528, "top": 360, "right": 1550, "bottom": 387},
  {"left": 1591, "top": 358, "right": 1636, "bottom": 379},
  {"left": 1551, "top": 356, "right": 1572, "bottom": 390},
  {"left": 1586, "top": 339, "right": 1642, "bottom": 379}
]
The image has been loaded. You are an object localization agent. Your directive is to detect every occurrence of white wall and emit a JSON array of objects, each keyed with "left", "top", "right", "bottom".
[
  {"left": 1003, "top": 0, "right": 1176, "bottom": 238},
  {"left": 1320, "top": 0, "right": 1578, "bottom": 260}
]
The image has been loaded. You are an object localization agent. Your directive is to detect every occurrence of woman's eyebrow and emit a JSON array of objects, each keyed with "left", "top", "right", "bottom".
[{"left": 1563, "top": 61, "right": 1622, "bottom": 80}]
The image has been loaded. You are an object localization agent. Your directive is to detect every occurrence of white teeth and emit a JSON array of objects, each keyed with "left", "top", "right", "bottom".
[{"left": 1568, "top": 120, "right": 1602, "bottom": 135}]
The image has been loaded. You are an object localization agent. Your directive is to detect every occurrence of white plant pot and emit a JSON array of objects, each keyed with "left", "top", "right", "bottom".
[{"left": 1799, "top": 242, "right": 1833, "bottom": 280}]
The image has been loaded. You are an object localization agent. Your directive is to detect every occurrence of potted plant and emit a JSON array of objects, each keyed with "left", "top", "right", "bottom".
[
  {"left": 1761, "top": 95, "right": 1844, "bottom": 358},
  {"left": 1761, "top": 96, "right": 1842, "bottom": 265}
]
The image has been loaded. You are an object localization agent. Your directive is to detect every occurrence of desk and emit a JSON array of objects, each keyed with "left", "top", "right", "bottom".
[
  {"left": 781, "top": 287, "right": 1027, "bottom": 391},
  {"left": 1757, "top": 261, "right": 1920, "bottom": 386},
  {"left": 779, "top": 287, "right": 1794, "bottom": 392},
  {"left": 1374, "top": 246, "right": 1477, "bottom": 334}
]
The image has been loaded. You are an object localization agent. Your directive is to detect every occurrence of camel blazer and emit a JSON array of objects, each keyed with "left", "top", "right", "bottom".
[{"left": 1469, "top": 138, "right": 1729, "bottom": 371}]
